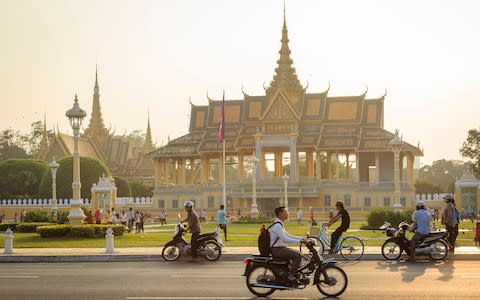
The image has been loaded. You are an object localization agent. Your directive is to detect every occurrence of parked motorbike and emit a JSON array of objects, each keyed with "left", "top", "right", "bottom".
[
  {"left": 242, "top": 240, "right": 348, "bottom": 297},
  {"left": 380, "top": 222, "right": 450, "bottom": 261},
  {"left": 162, "top": 222, "right": 223, "bottom": 261}
]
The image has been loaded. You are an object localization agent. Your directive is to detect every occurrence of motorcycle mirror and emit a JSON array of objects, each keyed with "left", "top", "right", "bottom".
[{"left": 177, "top": 213, "right": 181, "bottom": 220}]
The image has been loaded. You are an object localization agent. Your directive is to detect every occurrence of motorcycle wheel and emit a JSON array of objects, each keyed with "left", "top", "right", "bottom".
[
  {"left": 245, "top": 265, "right": 276, "bottom": 297},
  {"left": 428, "top": 240, "right": 449, "bottom": 260},
  {"left": 204, "top": 241, "right": 222, "bottom": 261},
  {"left": 315, "top": 265, "right": 348, "bottom": 297},
  {"left": 162, "top": 245, "right": 180, "bottom": 261},
  {"left": 381, "top": 240, "right": 402, "bottom": 260}
]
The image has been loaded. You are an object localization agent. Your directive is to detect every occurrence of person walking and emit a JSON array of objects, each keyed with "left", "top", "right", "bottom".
[
  {"left": 216, "top": 204, "right": 228, "bottom": 241},
  {"left": 182, "top": 201, "right": 201, "bottom": 262},
  {"left": 296, "top": 208, "right": 303, "bottom": 225},
  {"left": 127, "top": 207, "right": 135, "bottom": 233},
  {"left": 326, "top": 201, "right": 350, "bottom": 254},
  {"left": 159, "top": 209, "right": 167, "bottom": 225},
  {"left": 441, "top": 194, "right": 456, "bottom": 252},
  {"left": 95, "top": 209, "right": 101, "bottom": 224},
  {"left": 269, "top": 206, "right": 308, "bottom": 287}
]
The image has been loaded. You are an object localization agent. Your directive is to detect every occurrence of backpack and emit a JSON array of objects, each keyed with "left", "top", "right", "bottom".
[{"left": 258, "top": 222, "right": 282, "bottom": 256}]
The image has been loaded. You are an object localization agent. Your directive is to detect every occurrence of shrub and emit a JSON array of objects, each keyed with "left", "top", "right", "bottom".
[
  {"left": 0, "top": 223, "right": 19, "bottom": 231},
  {"left": 69, "top": 225, "right": 95, "bottom": 238},
  {"left": 38, "top": 156, "right": 111, "bottom": 199},
  {"left": 366, "top": 208, "right": 414, "bottom": 229},
  {"left": 36, "top": 224, "right": 125, "bottom": 238},
  {"left": 17, "top": 222, "right": 55, "bottom": 233},
  {"left": 114, "top": 176, "right": 131, "bottom": 197},
  {"left": 0, "top": 159, "right": 48, "bottom": 199},
  {"left": 23, "top": 210, "right": 49, "bottom": 222},
  {"left": 36, "top": 225, "right": 71, "bottom": 237},
  {"left": 49, "top": 211, "right": 69, "bottom": 224},
  {"left": 129, "top": 179, "right": 153, "bottom": 197}
]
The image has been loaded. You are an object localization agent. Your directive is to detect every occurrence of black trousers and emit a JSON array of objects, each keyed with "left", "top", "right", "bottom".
[
  {"left": 191, "top": 232, "right": 200, "bottom": 258},
  {"left": 218, "top": 224, "right": 227, "bottom": 240},
  {"left": 330, "top": 227, "right": 347, "bottom": 251},
  {"left": 271, "top": 247, "right": 302, "bottom": 277}
]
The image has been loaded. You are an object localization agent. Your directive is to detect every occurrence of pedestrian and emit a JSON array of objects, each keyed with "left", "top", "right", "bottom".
[
  {"left": 120, "top": 211, "right": 127, "bottom": 226},
  {"left": 216, "top": 204, "right": 228, "bottom": 241},
  {"left": 139, "top": 212, "right": 145, "bottom": 233},
  {"left": 159, "top": 209, "right": 167, "bottom": 225},
  {"left": 182, "top": 201, "right": 201, "bottom": 262},
  {"left": 309, "top": 207, "right": 317, "bottom": 226},
  {"left": 452, "top": 199, "right": 461, "bottom": 249},
  {"left": 104, "top": 209, "right": 112, "bottom": 224},
  {"left": 475, "top": 222, "right": 480, "bottom": 247},
  {"left": 127, "top": 207, "right": 135, "bottom": 233},
  {"left": 95, "top": 209, "right": 101, "bottom": 224},
  {"left": 21, "top": 209, "right": 27, "bottom": 222},
  {"left": 441, "top": 194, "right": 456, "bottom": 252},
  {"left": 199, "top": 209, "right": 207, "bottom": 223},
  {"left": 135, "top": 211, "right": 141, "bottom": 233},
  {"left": 296, "top": 208, "right": 303, "bottom": 225},
  {"left": 14, "top": 212, "right": 18, "bottom": 222}
]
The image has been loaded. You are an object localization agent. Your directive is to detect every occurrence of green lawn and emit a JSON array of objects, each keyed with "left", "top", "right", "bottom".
[{"left": 0, "top": 220, "right": 477, "bottom": 248}]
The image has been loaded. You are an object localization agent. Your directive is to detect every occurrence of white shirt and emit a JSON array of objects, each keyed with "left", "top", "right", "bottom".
[{"left": 269, "top": 218, "right": 302, "bottom": 247}]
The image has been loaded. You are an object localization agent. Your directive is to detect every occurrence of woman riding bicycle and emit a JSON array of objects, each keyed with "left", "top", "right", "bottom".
[{"left": 326, "top": 201, "right": 350, "bottom": 254}]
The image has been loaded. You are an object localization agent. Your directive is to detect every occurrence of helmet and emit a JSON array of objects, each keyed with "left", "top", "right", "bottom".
[
  {"left": 416, "top": 201, "right": 425, "bottom": 210},
  {"left": 184, "top": 200, "right": 194, "bottom": 208}
]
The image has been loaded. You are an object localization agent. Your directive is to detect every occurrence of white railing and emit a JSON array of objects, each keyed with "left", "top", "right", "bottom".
[
  {"left": 0, "top": 197, "right": 153, "bottom": 208},
  {"left": 415, "top": 193, "right": 447, "bottom": 201}
]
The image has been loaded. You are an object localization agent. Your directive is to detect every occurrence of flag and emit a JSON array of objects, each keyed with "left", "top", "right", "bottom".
[{"left": 217, "top": 91, "right": 225, "bottom": 146}]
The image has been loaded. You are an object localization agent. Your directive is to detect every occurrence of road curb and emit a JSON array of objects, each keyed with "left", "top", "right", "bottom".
[{"left": 1, "top": 253, "right": 478, "bottom": 263}]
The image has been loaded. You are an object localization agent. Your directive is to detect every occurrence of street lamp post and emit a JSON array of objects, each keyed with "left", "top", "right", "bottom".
[
  {"left": 49, "top": 157, "right": 59, "bottom": 220},
  {"left": 389, "top": 130, "right": 403, "bottom": 211},
  {"left": 66, "top": 94, "right": 87, "bottom": 225},
  {"left": 282, "top": 172, "right": 289, "bottom": 213},
  {"left": 247, "top": 155, "right": 259, "bottom": 218}
]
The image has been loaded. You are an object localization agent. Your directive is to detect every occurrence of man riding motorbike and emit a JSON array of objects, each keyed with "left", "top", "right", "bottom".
[
  {"left": 182, "top": 201, "right": 201, "bottom": 262},
  {"left": 409, "top": 201, "right": 432, "bottom": 262},
  {"left": 269, "top": 206, "right": 308, "bottom": 286}
]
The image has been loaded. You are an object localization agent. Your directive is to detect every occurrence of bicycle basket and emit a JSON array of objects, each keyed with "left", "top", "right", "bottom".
[
  {"left": 386, "top": 228, "right": 396, "bottom": 237},
  {"left": 309, "top": 226, "right": 321, "bottom": 237}
]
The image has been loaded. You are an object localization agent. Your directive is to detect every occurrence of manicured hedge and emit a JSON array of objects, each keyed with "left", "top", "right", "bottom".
[
  {"left": 38, "top": 156, "right": 111, "bottom": 199},
  {"left": 0, "top": 223, "right": 19, "bottom": 231},
  {"left": 0, "top": 159, "right": 48, "bottom": 199},
  {"left": 16, "top": 222, "right": 55, "bottom": 233},
  {"left": 114, "top": 176, "right": 131, "bottom": 197},
  {"left": 365, "top": 208, "right": 414, "bottom": 229},
  {"left": 36, "top": 224, "right": 125, "bottom": 238}
]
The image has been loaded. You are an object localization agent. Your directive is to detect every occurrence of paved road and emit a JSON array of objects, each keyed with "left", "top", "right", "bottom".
[{"left": 0, "top": 260, "right": 479, "bottom": 299}]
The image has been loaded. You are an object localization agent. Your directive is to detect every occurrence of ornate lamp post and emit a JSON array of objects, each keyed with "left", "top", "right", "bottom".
[
  {"left": 49, "top": 157, "right": 59, "bottom": 219},
  {"left": 66, "top": 94, "right": 87, "bottom": 224},
  {"left": 282, "top": 172, "right": 289, "bottom": 213},
  {"left": 389, "top": 130, "right": 403, "bottom": 211},
  {"left": 247, "top": 155, "right": 259, "bottom": 218}
]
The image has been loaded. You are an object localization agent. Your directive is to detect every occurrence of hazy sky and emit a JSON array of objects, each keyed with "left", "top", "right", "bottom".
[{"left": 1, "top": 0, "right": 479, "bottom": 165}]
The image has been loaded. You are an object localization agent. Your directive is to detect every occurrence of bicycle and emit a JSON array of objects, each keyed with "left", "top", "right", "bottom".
[{"left": 300, "top": 223, "right": 364, "bottom": 261}]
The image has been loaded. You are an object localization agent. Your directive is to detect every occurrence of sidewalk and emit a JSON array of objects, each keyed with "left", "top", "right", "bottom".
[{"left": 1, "top": 246, "right": 479, "bottom": 262}]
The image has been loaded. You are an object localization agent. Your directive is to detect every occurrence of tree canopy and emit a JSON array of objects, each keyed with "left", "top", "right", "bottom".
[
  {"left": 0, "top": 159, "right": 48, "bottom": 199},
  {"left": 460, "top": 128, "right": 480, "bottom": 177}
]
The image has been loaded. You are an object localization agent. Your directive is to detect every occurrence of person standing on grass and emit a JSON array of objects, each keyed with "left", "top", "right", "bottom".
[
  {"left": 216, "top": 204, "right": 228, "bottom": 241},
  {"left": 296, "top": 208, "right": 303, "bottom": 225}
]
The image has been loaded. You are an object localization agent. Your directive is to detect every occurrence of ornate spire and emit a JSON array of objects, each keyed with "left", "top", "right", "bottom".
[
  {"left": 142, "top": 111, "right": 154, "bottom": 152},
  {"left": 84, "top": 66, "right": 109, "bottom": 138},
  {"left": 267, "top": 7, "right": 303, "bottom": 97}
]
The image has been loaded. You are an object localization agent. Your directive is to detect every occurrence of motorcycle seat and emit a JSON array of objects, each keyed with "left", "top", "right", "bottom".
[
  {"left": 428, "top": 231, "right": 446, "bottom": 238},
  {"left": 198, "top": 232, "right": 216, "bottom": 239},
  {"left": 251, "top": 255, "right": 289, "bottom": 264}
]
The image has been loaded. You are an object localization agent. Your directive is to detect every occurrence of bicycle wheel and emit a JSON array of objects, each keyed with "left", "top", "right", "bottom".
[
  {"left": 381, "top": 240, "right": 402, "bottom": 260},
  {"left": 428, "top": 240, "right": 449, "bottom": 260},
  {"left": 315, "top": 265, "right": 348, "bottom": 297},
  {"left": 300, "top": 237, "right": 324, "bottom": 255},
  {"left": 245, "top": 265, "right": 276, "bottom": 297},
  {"left": 339, "top": 236, "right": 364, "bottom": 261}
]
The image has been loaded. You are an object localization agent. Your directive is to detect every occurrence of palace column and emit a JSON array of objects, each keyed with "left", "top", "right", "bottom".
[
  {"left": 315, "top": 151, "right": 322, "bottom": 180},
  {"left": 407, "top": 154, "right": 414, "bottom": 186},
  {"left": 375, "top": 152, "right": 380, "bottom": 185},
  {"left": 354, "top": 152, "right": 360, "bottom": 182},
  {"left": 201, "top": 156, "right": 209, "bottom": 184},
  {"left": 327, "top": 152, "right": 332, "bottom": 179},
  {"left": 345, "top": 152, "right": 350, "bottom": 179},
  {"left": 238, "top": 154, "right": 245, "bottom": 180},
  {"left": 154, "top": 159, "right": 162, "bottom": 186},
  {"left": 288, "top": 133, "right": 297, "bottom": 181},
  {"left": 306, "top": 151, "right": 314, "bottom": 177},
  {"left": 335, "top": 151, "right": 340, "bottom": 182},
  {"left": 178, "top": 158, "right": 185, "bottom": 184},
  {"left": 275, "top": 151, "right": 282, "bottom": 177}
]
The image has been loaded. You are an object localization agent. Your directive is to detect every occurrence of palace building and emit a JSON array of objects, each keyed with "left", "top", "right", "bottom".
[
  {"left": 147, "top": 15, "right": 423, "bottom": 217},
  {"left": 36, "top": 69, "right": 155, "bottom": 183}
]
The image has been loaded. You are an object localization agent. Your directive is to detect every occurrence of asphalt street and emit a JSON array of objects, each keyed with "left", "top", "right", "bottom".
[{"left": 0, "top": 260, "right": 478, "bottom": 300}]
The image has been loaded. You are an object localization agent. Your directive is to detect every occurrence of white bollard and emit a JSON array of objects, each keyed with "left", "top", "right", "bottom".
[
  {"left": 4, "top": 228, "right": 14, "bottom": 254},
  {"left": 105, "top": 227, "right": 114, "bottom": 254}
]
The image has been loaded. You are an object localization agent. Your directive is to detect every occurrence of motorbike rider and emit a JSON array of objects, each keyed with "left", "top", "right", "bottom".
[
  {"left": 326, "top": 201, "right": 350, "bottom": 254},
  {"left": 270, "top": 206, "right": 308, "bottom": 286},
  {"left": 409, "top": 201, "right": 432, "bottom": 262},
  {"left": 182, "top": 201, "right": 201, "bottom": 261}
]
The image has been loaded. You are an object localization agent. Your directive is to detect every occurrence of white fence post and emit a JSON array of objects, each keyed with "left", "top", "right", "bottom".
[
  {"left": 4, "top": 228, "right": 14, "bottom": 254},
  {"left": 105, "top": 227, "right": 114, "bottom": 254}
]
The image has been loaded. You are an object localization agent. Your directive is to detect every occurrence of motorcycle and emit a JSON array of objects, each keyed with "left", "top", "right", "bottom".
[
  {"left": 380, "top": 221, "right": 450, "bottom": 261},
  {"left": 161, "top": 222, "right": 223, "bottom": 261},
  {"left": 242, "top": 240, "right": 348, "bottom": 297}
]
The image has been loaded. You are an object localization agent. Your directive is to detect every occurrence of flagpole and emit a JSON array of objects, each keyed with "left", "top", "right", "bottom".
[{"left": 222, "top": 138, "right": 226, "bottom": 210}]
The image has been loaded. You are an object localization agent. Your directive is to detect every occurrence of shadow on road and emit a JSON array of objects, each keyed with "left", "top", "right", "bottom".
[{"left": 375, "top": 258, "right": 456, "bottom": 283}]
